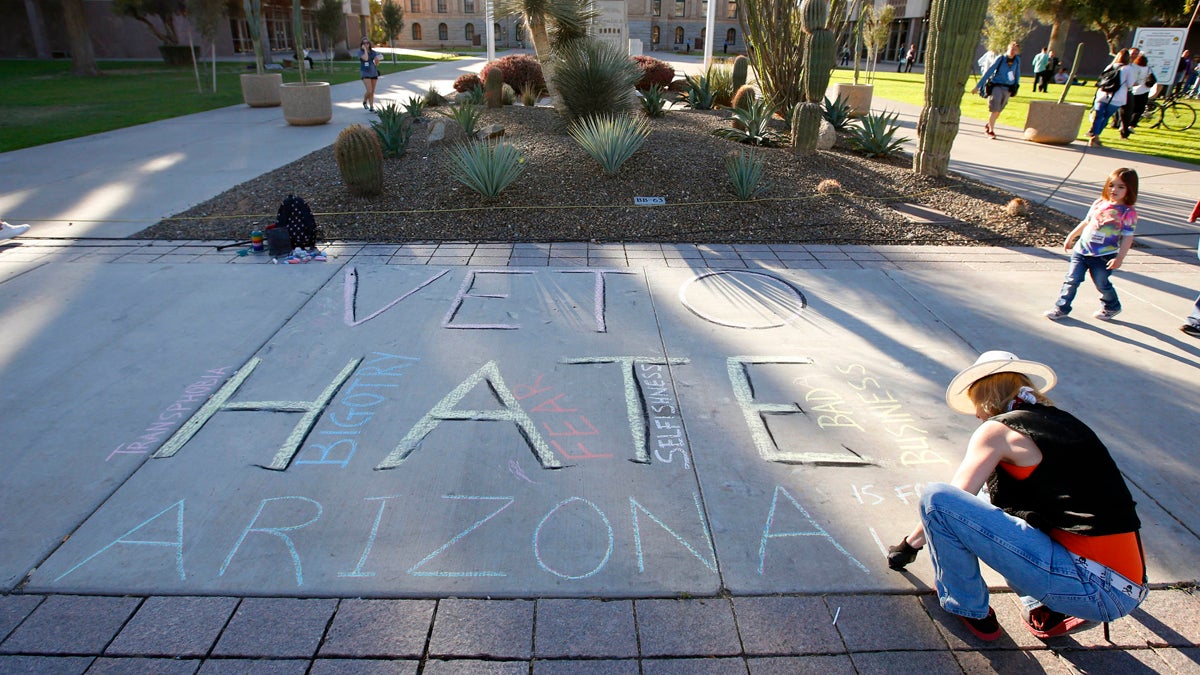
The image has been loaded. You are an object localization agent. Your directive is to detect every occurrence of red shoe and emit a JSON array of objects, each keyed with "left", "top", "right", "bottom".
[
  {"left": 1023, "top": 606, "right": 1093, "bottom": 639},
  {"left": 960, "top": 607, "right": 1003, "bottom": 641}
]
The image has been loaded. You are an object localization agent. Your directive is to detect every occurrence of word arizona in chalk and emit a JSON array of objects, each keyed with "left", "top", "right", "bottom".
[{"left": 52, "top": 485, "right": 867, "bottom": 586}]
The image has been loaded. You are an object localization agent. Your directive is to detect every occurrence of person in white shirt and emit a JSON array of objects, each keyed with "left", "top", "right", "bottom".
[
  {"left": 1126, "top": 53, "right": 1156, "bottom": 132},
  {"left": 1087, "top": 50, "right": 1136, "bottom": 147}
]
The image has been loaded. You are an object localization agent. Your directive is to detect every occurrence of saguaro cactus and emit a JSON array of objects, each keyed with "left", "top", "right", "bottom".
[
  {"left": 912, "top": 0, "right": 988, "bottom": 176},
  {"left": 335, "top": 124, "right": 384, "bottom": 196},
  {"left": 792, "top": 0, "right": 834, "bottom": 155},
  {"left": 483, "top": 65, "right": 504, "bottom": 108}
]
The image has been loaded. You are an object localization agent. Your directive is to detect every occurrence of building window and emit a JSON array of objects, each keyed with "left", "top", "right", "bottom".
[
  {"left": 674, "top": 0, "right": 684, "bottom": 16},
  {"left": 652, "top": 0, "right": 660, "bottom": 15},
  {"left": 412, "top": 23, "right": 422, "bottom": 39},
  {"left": 464, "top": 0, "right": 475, "bottom": 12},
  {"left": 494, "top": 22, "right": 503, "bottom": 41},
  {"left": 438, "top": 22, "right": 448, "bottom": 40},
  {"left": 651, "top": 25, "right": 660, "bottom": 43},
  {"left": 437, "top": 0, "right": 446, "bottom": 12},
  {"left": 700, "top": 0, "right": 706, "bottom": 17},
  {"left": 726, "top": 0, "right": 736, "bottom": 18},
  {"left": 410, "top": 0, "right": 418, "bottom": 11},
  {"left": 515, "top": 24, "right": 524, "bottom": 42},
  {"left": 725, "top": 27, "right": 735, "bottom": 44},
  {"left": 465, "top": 23, "right": 475, "bottom": 41},
  {"left": 674, "top": 26, "right": 684, "bottom": 43}
]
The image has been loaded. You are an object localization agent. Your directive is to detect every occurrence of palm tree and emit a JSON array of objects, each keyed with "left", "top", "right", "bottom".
[{"left": 496, "top": 0, "right": 596, "bottom": 97}]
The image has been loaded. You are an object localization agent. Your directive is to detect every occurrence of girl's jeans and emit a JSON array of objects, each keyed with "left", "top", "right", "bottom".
[
  {"left": 1090, "top": 101, "right": 1122, "bottom": 136},
  {"left": 1055, "top": 252, "right": 1119, "bottom": 314},
  {"left": 919, "top": 483, "right": 1143, "bottom": 622}
]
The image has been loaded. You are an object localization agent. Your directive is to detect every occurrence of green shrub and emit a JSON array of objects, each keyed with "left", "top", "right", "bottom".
[
  {"left": 821, "top": 95, "right": 852, "bottom": 131},
  {"left": 681, "top": 74, "right": 717, "bottom": 110},
  {"left": 633, "top": 55, "right": 675, "bottom": 90},
  {"left": 724, "top": 148, "right": 767, "bottom": 200},
  {"left": 402, "top": 95, "right": 426, "bottom": 119},
  {"left": 552, "top": 38, "right": 643, "bottom": 122},
  {"left": 465, "top": 84, "right": 486, "bottom": 105},
  {"left": 705, "top": 64, "right": 734, "bottom": 107},
  {"left": 713, "top": 98, "right": 782, "bottom": 146},
  {"left": 639, "top": 84, "right": 667, "bottom": 118},
  {"left": 423, "top": 85, "right": 449, "bottom": 107},
  {"left": 445, "top": 140, "right": 526, "bottom": 198},
  {"left": 568, "top": 113, "right": 652, "bottom": 177},
  {"left": 439, "top": 102, "right": 482, "bottom": 136},
  {"left": 371, "top": 102, "right": 413, "bottom": 158},
  {"left": 846, "top": 111, "right": 909, "bottom": 158},
  {"left": 488, "top": 54, "right": 546, "bottom": 93}
]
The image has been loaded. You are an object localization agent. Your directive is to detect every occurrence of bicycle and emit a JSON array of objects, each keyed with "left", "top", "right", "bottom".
[{"left": 1143, "top": 90, "right": 1197, "bottom": 131}]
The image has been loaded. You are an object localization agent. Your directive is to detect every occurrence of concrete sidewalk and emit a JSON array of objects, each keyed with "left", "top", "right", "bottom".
[{"left": 1, "top": 58, "right": 1199, "bottom": 673}]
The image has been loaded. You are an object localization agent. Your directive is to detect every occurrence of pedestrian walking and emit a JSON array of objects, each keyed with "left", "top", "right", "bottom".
[
  {"left": 1087, "top": 50, "right": 1134, "bottom": 147},
  {"left": 1032, "top": 48, "right": 1050, "bottom": 92},
  {"left": 1181, "top": 200, "right": 1200, "bottom": 339},
  {"left": 976, "top": 42, "right": 1021, "bottom": 139}
]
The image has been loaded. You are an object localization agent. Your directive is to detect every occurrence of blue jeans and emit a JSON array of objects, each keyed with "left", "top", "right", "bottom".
[
  {"left": 1054, "top": 252, "right": 1119, "bottom": 314},
  {"left": 1089, "top": 101, "right": 1121, "bottom": 137},
  {"left": 919, "top": 483, "right": 1143, "bottom": 622}
]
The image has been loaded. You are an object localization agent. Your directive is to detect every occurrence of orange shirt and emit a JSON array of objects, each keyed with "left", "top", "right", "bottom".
[{"left": 998, "top": 462, "right": 1144, "bottom": 583}]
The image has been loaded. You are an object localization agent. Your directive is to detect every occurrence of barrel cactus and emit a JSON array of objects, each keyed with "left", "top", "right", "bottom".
[
  {"left": 483, "top": 65, "right": 504, "bottom": 108},
  {"left": 790, "top": 102, "right": 823, "bottom": 155},
  {"left": 335, "top": 124, "right": 384, "bottom": 196},
  {"left": 731, "top": 55, "right": 749, "bottom": 91},
  {"left": 912, "top": 0, "right": 988, "bottom": 176},
  {"left": 730, "top": 84, "right": 757, "bottom": 130}
]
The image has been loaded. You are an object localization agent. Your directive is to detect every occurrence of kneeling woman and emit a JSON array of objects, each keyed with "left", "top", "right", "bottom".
[{"left": 887, "top": 351, "right": 1146, "bottom": 641}]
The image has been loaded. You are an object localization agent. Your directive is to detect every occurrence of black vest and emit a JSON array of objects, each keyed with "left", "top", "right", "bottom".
[{"left": 987, "top": 405, "right": 1140, "bottom": 536}]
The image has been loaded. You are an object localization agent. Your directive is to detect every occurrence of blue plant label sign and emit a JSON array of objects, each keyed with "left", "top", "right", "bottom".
[{"left": 634, "top": 196, "right": 666, "bottom": 206}]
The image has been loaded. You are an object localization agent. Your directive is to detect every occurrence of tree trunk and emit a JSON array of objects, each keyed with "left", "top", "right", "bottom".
[
  {"left": 62, "top": 0, "right": 101, "bottom": 77},
  {"left": 1046, "top": 8, "right": 1069, "bottom": 60},
  {"left": 23, "top": 0, "right": 51, "bottom": 58},
  {"left": 529, "top": 20, "right": 556, "bottom": 98},
  {"left": 912, "top": 0, "right": 987, "bottom": 177}
]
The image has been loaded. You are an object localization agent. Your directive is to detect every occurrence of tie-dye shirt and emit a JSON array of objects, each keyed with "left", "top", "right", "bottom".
[{"left": 1074, "top": 198, "right": 1136, "bottom": 256}]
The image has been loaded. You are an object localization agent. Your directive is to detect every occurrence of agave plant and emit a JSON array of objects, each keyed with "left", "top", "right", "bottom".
[
  {"left": 639, "top": 84, "right": 667, "bottom": 118},
  {"left": 438, "top": 102, "right": 483, "bottom": 136},
  {"left": 445, "top": 140, "right": 526, "bottom": 198},
  {"left": 682, "top": 74, "right": 717, "bottom": 110},
  {"left": 402, "top": 95, "right": 426, "bottom": 119},
  {"left": 704, "top": 63, "right": 734, "bottom": 107},
  {"left": 466, "top": 84, "right": 486, "bottom": 106},
  {"left": 713, "top": 98, "right": 782, "bottom": 146},
  {"left": 845, "top": 111, "right": 909, "bottom": 158},
  {"left": 725, "top": 148, "right": 767, "bottom": 200},
  {"left": 821, "top": 95, "right": 853, "bottom": 131},
  {"left": 371, "top": 102, "right": 413, "bottom": 158},
  {"left": 568, "top": 114, "right": 652, "bottom": 177}
]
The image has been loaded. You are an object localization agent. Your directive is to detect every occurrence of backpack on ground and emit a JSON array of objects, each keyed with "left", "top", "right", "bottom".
[
  {"left": 1096, "top": 66, "right": 1122, "bottom": 94},
  {"left": 275, "top": 194, "right": 319, "bottom": 249}
]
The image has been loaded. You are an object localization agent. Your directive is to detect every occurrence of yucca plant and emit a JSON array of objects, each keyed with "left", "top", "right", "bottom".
[
  {"left": 445, "top": 140, "right": 526, "bottom": 198},
  {"left": 402, "top": 95, "right": 426, "bottom": 119},
  {"left": 568, "top": 114, "right": 652, "bottom": 177},
  {"left": 518, "top": 84, "right": 542, "bottom": 106},
  {"left": 465, "top": 84, "right": 486, "bottom": 105},
  {"left": 371, "top": 102, "right": 413, "bottom": 158},
  {"left": 551, "top": 38, "right": 643, "bottom": 122},
  {"left": 821, "top": 94, "right": 853, "bottom": 131},
  {"left": 439, "top": 103, "right": 483, "bottom": 137},
  {"left": 639, "top": 84, "right": 667, "bottom": 118},
  {"left": 845, "top": 111, "right": 909, "bottom": 158},
  {"left": 423, "top": 85, "right": 449, "bottom": 107},
  {"left": 713, "top": 98, "right": 782, "bottom": 146},
  {"left": 725, "top": 148, "right": 767, "bottom": 200},
  {"left": 682, "top": 74, "right": 717, "bottom": 110}
]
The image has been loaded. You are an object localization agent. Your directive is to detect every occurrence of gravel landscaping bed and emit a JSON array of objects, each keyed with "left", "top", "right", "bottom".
[{"left": 139, "top": 105, "right": 1076, "bottom": 246}]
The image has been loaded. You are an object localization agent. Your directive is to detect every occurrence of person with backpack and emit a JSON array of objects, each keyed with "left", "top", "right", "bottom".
[
  {"left": 1087, "top": 50, "right": 1135, "bottom": 147},
  {"left": 975, "top": 42, "right": 1021, "bottom": 139}
]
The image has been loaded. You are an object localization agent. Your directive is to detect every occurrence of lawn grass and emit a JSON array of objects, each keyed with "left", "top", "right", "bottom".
[
  {"left": 0, "top": 57, "right": 445, "bottom": 152},
  {"left": 830, "top": 68, "right": 1200, "bottom": 166}
]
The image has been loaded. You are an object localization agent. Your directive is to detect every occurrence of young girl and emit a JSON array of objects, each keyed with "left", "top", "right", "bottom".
[
  {"left": 359, "top": 39, "right": 382, "bottom": 111},
  {"left": 1046, "top": 167, "right": 1138, "bottom": 321}
]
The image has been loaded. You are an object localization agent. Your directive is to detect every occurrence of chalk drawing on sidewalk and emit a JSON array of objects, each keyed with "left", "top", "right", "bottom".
[
  {"left": 220, "top": 496, "right": 323, "bottom": 586},
  {"left": 679, "top": 270, "right": 807, "bottom": 329},
  {"left": 107, "top": 367, "right": 231, "bottom": 461},
  {"left": 343, "top": 267, "right": 449, "bottom": 327},
  {"left": 759, "top": 485, "right": 868, "bottom": 575},
  {"left": 407, "top": 495, "right": 515, "bottom": 577}
]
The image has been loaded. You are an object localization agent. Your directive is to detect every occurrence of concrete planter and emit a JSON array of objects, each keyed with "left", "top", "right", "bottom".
[
  {"left": 1023, "top": 100, "right": 1088, "bottom": 145},
  {"left": 240, "top": 73, "right": 283, "bottom": 108},
  {"left": 832, "top": 83, "right": 873, "bottom": 117},
  {"left": 280, "top": 82, "right": 332, "bottom": 126}
]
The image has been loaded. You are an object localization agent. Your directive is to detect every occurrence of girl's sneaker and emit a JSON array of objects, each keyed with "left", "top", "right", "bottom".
[
  {"left": 1044, "top": 308, "right": 1068, "bottom": 321},
  {"left": 0, "top": 221, "right": 30, "bottom": 240},
  {"left": 1093, "top": 307, "right": 1121, "bottom": 321}
]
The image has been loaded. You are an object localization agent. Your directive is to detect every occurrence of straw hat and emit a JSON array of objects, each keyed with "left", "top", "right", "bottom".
[{"left": 945, "top": 350, "right": 1057, "bottom": 414}]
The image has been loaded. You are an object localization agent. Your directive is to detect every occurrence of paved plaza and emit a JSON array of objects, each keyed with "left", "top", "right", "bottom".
[{"left": 0, "top": 54, "right": 1198, "bottom": 673}]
